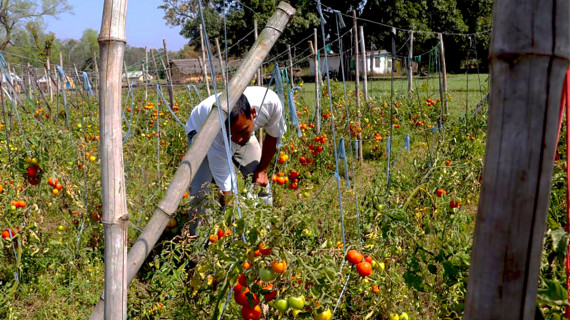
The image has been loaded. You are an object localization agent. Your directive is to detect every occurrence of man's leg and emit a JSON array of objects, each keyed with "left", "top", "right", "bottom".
[{"left": 188, "top": 131, "right": 213, "bottom": 236}]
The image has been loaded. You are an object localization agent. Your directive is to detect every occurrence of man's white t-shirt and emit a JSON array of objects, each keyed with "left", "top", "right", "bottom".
[{"left": 185, "top": 86, "right": 285, "bottom": 191}]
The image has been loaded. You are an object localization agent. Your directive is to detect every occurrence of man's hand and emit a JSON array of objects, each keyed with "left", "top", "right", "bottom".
[{"left": 253, "top": 169, "right": 269, "bottom": 187}]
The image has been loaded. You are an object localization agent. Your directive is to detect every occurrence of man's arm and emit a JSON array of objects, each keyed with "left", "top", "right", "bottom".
[{"left": 253, "top": 134, "right": 278, "bottom": 187}]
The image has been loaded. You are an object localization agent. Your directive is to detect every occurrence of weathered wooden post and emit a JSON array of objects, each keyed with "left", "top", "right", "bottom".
[
  {"left": 144, "top": 46, "right": 148, "bottom": 100},
  {"left": 359, "top": 25, "right": 368, "bottom": 100},
  {"left": 438, "top": 33, "right": 448, "bottom": 114},
  {"left": 199, "top": 24, "right": 211, "bottom": 95},
  {"left": 464, "top": 1, "right": 570, "bottom": 319},
  {"left": 88, "top": 3, "right": 296, "bottom": 319},
  {"left": 98, "top": 0, "right": 129, "bottom": 319},
  {"left": 408, "top": 31, "right": 413, "bottom": 92},
  {"left": 92, "top": 52, "right": 99, "bottom": 98},
  {"left": 254, "top": 19, "right": 263, "bottom": 147},
  {"left": 163, "top": 39, "right": 175, "bottom": 108}
]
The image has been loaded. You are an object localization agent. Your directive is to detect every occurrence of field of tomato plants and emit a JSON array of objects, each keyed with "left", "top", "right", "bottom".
[{"left": 0, "top": 74, "right": 567, "bottom": 319}]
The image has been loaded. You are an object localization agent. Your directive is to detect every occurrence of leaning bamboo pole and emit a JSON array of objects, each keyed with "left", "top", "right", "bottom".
[
  {"left": 98, "top": 0, "right": 129, "bottom": 319},
  {"left": 464, "top": 0, "right": 569, "bottom": 319},
  {"left": 88, "top": 3, "right": 295, "bottom": 319}
]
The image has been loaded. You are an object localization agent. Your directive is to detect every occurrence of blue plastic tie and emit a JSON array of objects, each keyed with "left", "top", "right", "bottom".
[{"left": 82, "top": 72, "right": 94, "bottom": 96}]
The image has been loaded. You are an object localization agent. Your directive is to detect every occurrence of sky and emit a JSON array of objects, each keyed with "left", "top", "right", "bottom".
[{"left": 44, "top": 1, "right": 189, "bottom": 50}]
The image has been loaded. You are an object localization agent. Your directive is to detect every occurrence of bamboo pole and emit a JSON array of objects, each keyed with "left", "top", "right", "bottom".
[
  {"left": 438, "top": 33, "right": 448, "bottom": 114},
  {"left": 93, "top": 52, "right": 99, "bottom": 99},
  {"left": 163, "top": 39, "right": 175, "bottom": 108},
  {"left": 254, "top": 20, "right": 263, "bottom": 148},
  {"left": 464, "top": 0, "right": 570, "bottom": 319},
  {"left": 310, "top": 28, "right": 320, "bottom": 134},
  {"left": 144, "top": 47, "right": 148, "bottom": 101},
  {"left": 353, "top": 10, "right": 362, "bottom": 163},
  {"left": 287, "top": 44, "right": 294, "bottom": 86},
  {"left": 88, "top": 3, "right": 296, "bottom": 319},
  {"left": 46, "top": 58, "right": 52, "bottom": 102},
  {"left": 199, "top": 24, "right": 211, "bottom": 95},
  {"left": 359, "top": 25, "right": 368, "bottom": 100},
  {"left": 97, "top": 0, "right": 129, "bottom": 319},
  {"left": 215, "top": 38, "right": 227, "bottom": 85},
  {"left": 408, "top": 31, "right": 413, "bottom": 92}
]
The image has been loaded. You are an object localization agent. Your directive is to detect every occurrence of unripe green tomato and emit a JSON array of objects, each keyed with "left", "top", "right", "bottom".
[
  {"left": 288, "top": 296, "right": 305, "bottom": 310},
  {"left": 274, "top": 299, "right": 288, "bottom": 312}
]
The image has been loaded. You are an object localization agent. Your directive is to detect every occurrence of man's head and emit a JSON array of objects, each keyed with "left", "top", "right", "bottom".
[{"left": 227, "top": 94, "right": 256, "bottom": 146}]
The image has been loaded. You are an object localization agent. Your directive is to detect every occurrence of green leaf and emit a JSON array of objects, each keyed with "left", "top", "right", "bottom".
[
  {"left": 537, "top": 279, "right": 570, "bottom": 306},
  {"left": 403, "top": 270, "right": 424, "bottom": 292},
  {"left": 551, "top": 227, "right": 568, "bottom": 254}
]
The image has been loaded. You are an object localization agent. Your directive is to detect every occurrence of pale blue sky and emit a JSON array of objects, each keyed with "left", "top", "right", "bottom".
[{"left": 44, "top": 1, "right": 188, "bottom": 50}]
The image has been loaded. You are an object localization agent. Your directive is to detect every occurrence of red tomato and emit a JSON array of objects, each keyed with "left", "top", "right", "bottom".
[
  {"left": 357, "top": 261, "right": 372, "bottom": 277},
  {"left": 241, "top": 305, "right": 261, "bottom": 320}
]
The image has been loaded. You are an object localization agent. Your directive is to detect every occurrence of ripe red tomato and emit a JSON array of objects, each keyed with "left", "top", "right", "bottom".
[
  {"left": 436, "top": 188, "right": 446, "bottom": 197},
  {"left": 237, "top": 273, "right": 247, "bottom": 286},
  {"left": 450, "top": 200, "right": 460, "bottom": 208},
  {"left": 346, "top": 250, "right": 363, "bottom": 265},
  {"left": 364, "top": 255, "right": 373, "bottom": 263},
  {"left": 241, "top": 305, "right": 261, "bottom": 320},
  {"left": 217, "top": 228, "right": 225, "bottom": 239},
  {"left": 260, "top": 247, "right": 272, "bottom": 256},
  {"left": 357, "top": 261, "right": 372, "bottom": 277}
]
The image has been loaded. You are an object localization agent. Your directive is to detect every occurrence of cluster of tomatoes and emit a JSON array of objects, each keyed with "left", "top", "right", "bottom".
[
  {"left": 308, "top": 135, "right": 327, "bottom": 157},
  {"left": 10, "top": 200, "right": 27, "bottom": 209},
  {"left": 229, "top": 242, "right": 333, "bottom": 320},
  {"left": 48, "top": 177, "right": 63, "bottom": 195},
  {"left": 26, "top": 162, "right": 42, "bottom": 185},
  {"left": 277, "top": 151, "right": 289, "bottom": 164},
  {"left": 1, "top": 228, "right": 18, "bottom": 239},
  {"left": 208, "top": 227, "right": 232, "bottom": 243},
  {"left": 425, "top": 98, "right": 441, "bottom": 107},
  {"left": 272, "top": 169, "right": 301, "bottom": 190},
  {"left": 346, "top": 249, "right": 373, "bottom": 277},
  {"left": 349, "top": 123, "right": 362, "bottom": 137}
]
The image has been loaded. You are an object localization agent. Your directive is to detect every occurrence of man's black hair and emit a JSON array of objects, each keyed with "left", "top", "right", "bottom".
[{"left": 228, "top": 94, "right": 251, "bottom": 124}]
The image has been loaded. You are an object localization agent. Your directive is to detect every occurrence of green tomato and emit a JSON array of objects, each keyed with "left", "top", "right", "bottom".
[
  {"left": 288, "top": 296, "right": 305, "bottom": 310},
  {"left": 274, "top": 299, "right": 289, "bottom": 312},
  {"left": 314, "top": 309, "right": 332, "bottom": 320},
  {"left": 302, "top": 228, "right": 312, "bottom": 237},
  {"left": 259, "top": 268, "right": 277, "bottom": 282}
]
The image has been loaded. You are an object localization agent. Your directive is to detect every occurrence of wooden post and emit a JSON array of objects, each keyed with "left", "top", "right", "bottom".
[
  {"left": 150, "top": 49, "right": 161, "bottom": 86},
  {"left": 27, "top": 63, "right": 34, "bottom": 102},
  {"left": 98, "top": 0, "right": 129, "bottom": 319},
  {"left": 254, "top": 19, "right": 261, "bottom": 86},
  {"left": 408, "top": 31, "right": 413, "bottom": 92},
  {"left": 254, "top": 20, "right": 263, "bottom": 147},
  {"left": 162, "top": 39, "right": 175, "bottom": 108},
  {"left": 92, "top": 52, "right": 99, "bottom": 98},
  {"left": 88, "top": 4, "right": 296, "bottom": 318},
  {"left": 310, "top": 27, "right": 320, "bottom": 135},
  {"left": 359, "top": 25, "right": 368, "bottom": 100},
  {"left": 464, "top": 1, "right": 570, "bottom": 319},
  {"left": 46, "top": 58, "right": 52, "bottom": 101},
  {"left": 353, "top": 10, "right": 362, "bottom": 163},
  {"left": 199, "top": 24, "right": 211, "bottom": 95},
  {"left": 215, "top": 38, "right": 227, "bottom": 85},
  {"left": 287, "top": 44, "right": 294, "bottom": 86},
  {"left": 438, "top": 33, "right": 448, "bottom": 114},
  {"left": 144, "top": 47, "right": 148, "bottom": 101}
]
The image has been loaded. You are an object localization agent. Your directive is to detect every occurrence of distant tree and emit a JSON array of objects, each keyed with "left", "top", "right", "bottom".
[{"left": 0, "top": 0, "right": 71, "bottom": 50}]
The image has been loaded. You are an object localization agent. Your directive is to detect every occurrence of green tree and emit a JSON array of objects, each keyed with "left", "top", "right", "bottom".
[{"left": 0, "top": 0, "right": 71, "bottom": 50}]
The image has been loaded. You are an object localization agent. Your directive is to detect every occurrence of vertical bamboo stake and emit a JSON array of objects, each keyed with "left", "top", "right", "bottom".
[
  {"left": 199, "top": 24, "right": 211, "bottom": 95},
  {"left": 98, "top": 0, "right": 129, "bottom": 319},
  {"left": 93, "top": 52, "right": 99, "bottom": 99},
  {"left": 46, "top": 58, "right": 52, "bottom": 101},
  {"left": 408, "top": 31, "right": 413, "bottom": 92},
  {"left": 89, "top": 4, "right": 296, "bottom": 319},
  {"left": 254, "top": 19, "right": 263, "bottom": 147},
  {"left": 254, "top": 19, "right": 261, "bottom": 86},
  {"left": 438, "top": 33, "right": 448, "bottom": 114},
  {"left": 464, "top": 1, "right": 570, "bottom": 319},
  {"left": 359, "top": 26, "right": 368, "bottom": 100},
  {"left": 215, "top": 38, "right": 227, "bottom": 85},
  {"left": 310, "top": 27, "right": 320, "bottom": 134},
  {"left": 144, "top": 47, "right": 148, "bottom": 101},
  {"left": 353, "top": 10, "right": 362, "bottom": 163},
  {"left": 27, "top": 63, "right": 34, "bottom": 102},
  {"left": 163, "top": 39, "right": 175, "bottom": 108},
  {"left": 287, "top": 44, "right": 294, "bottom": 86}
]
